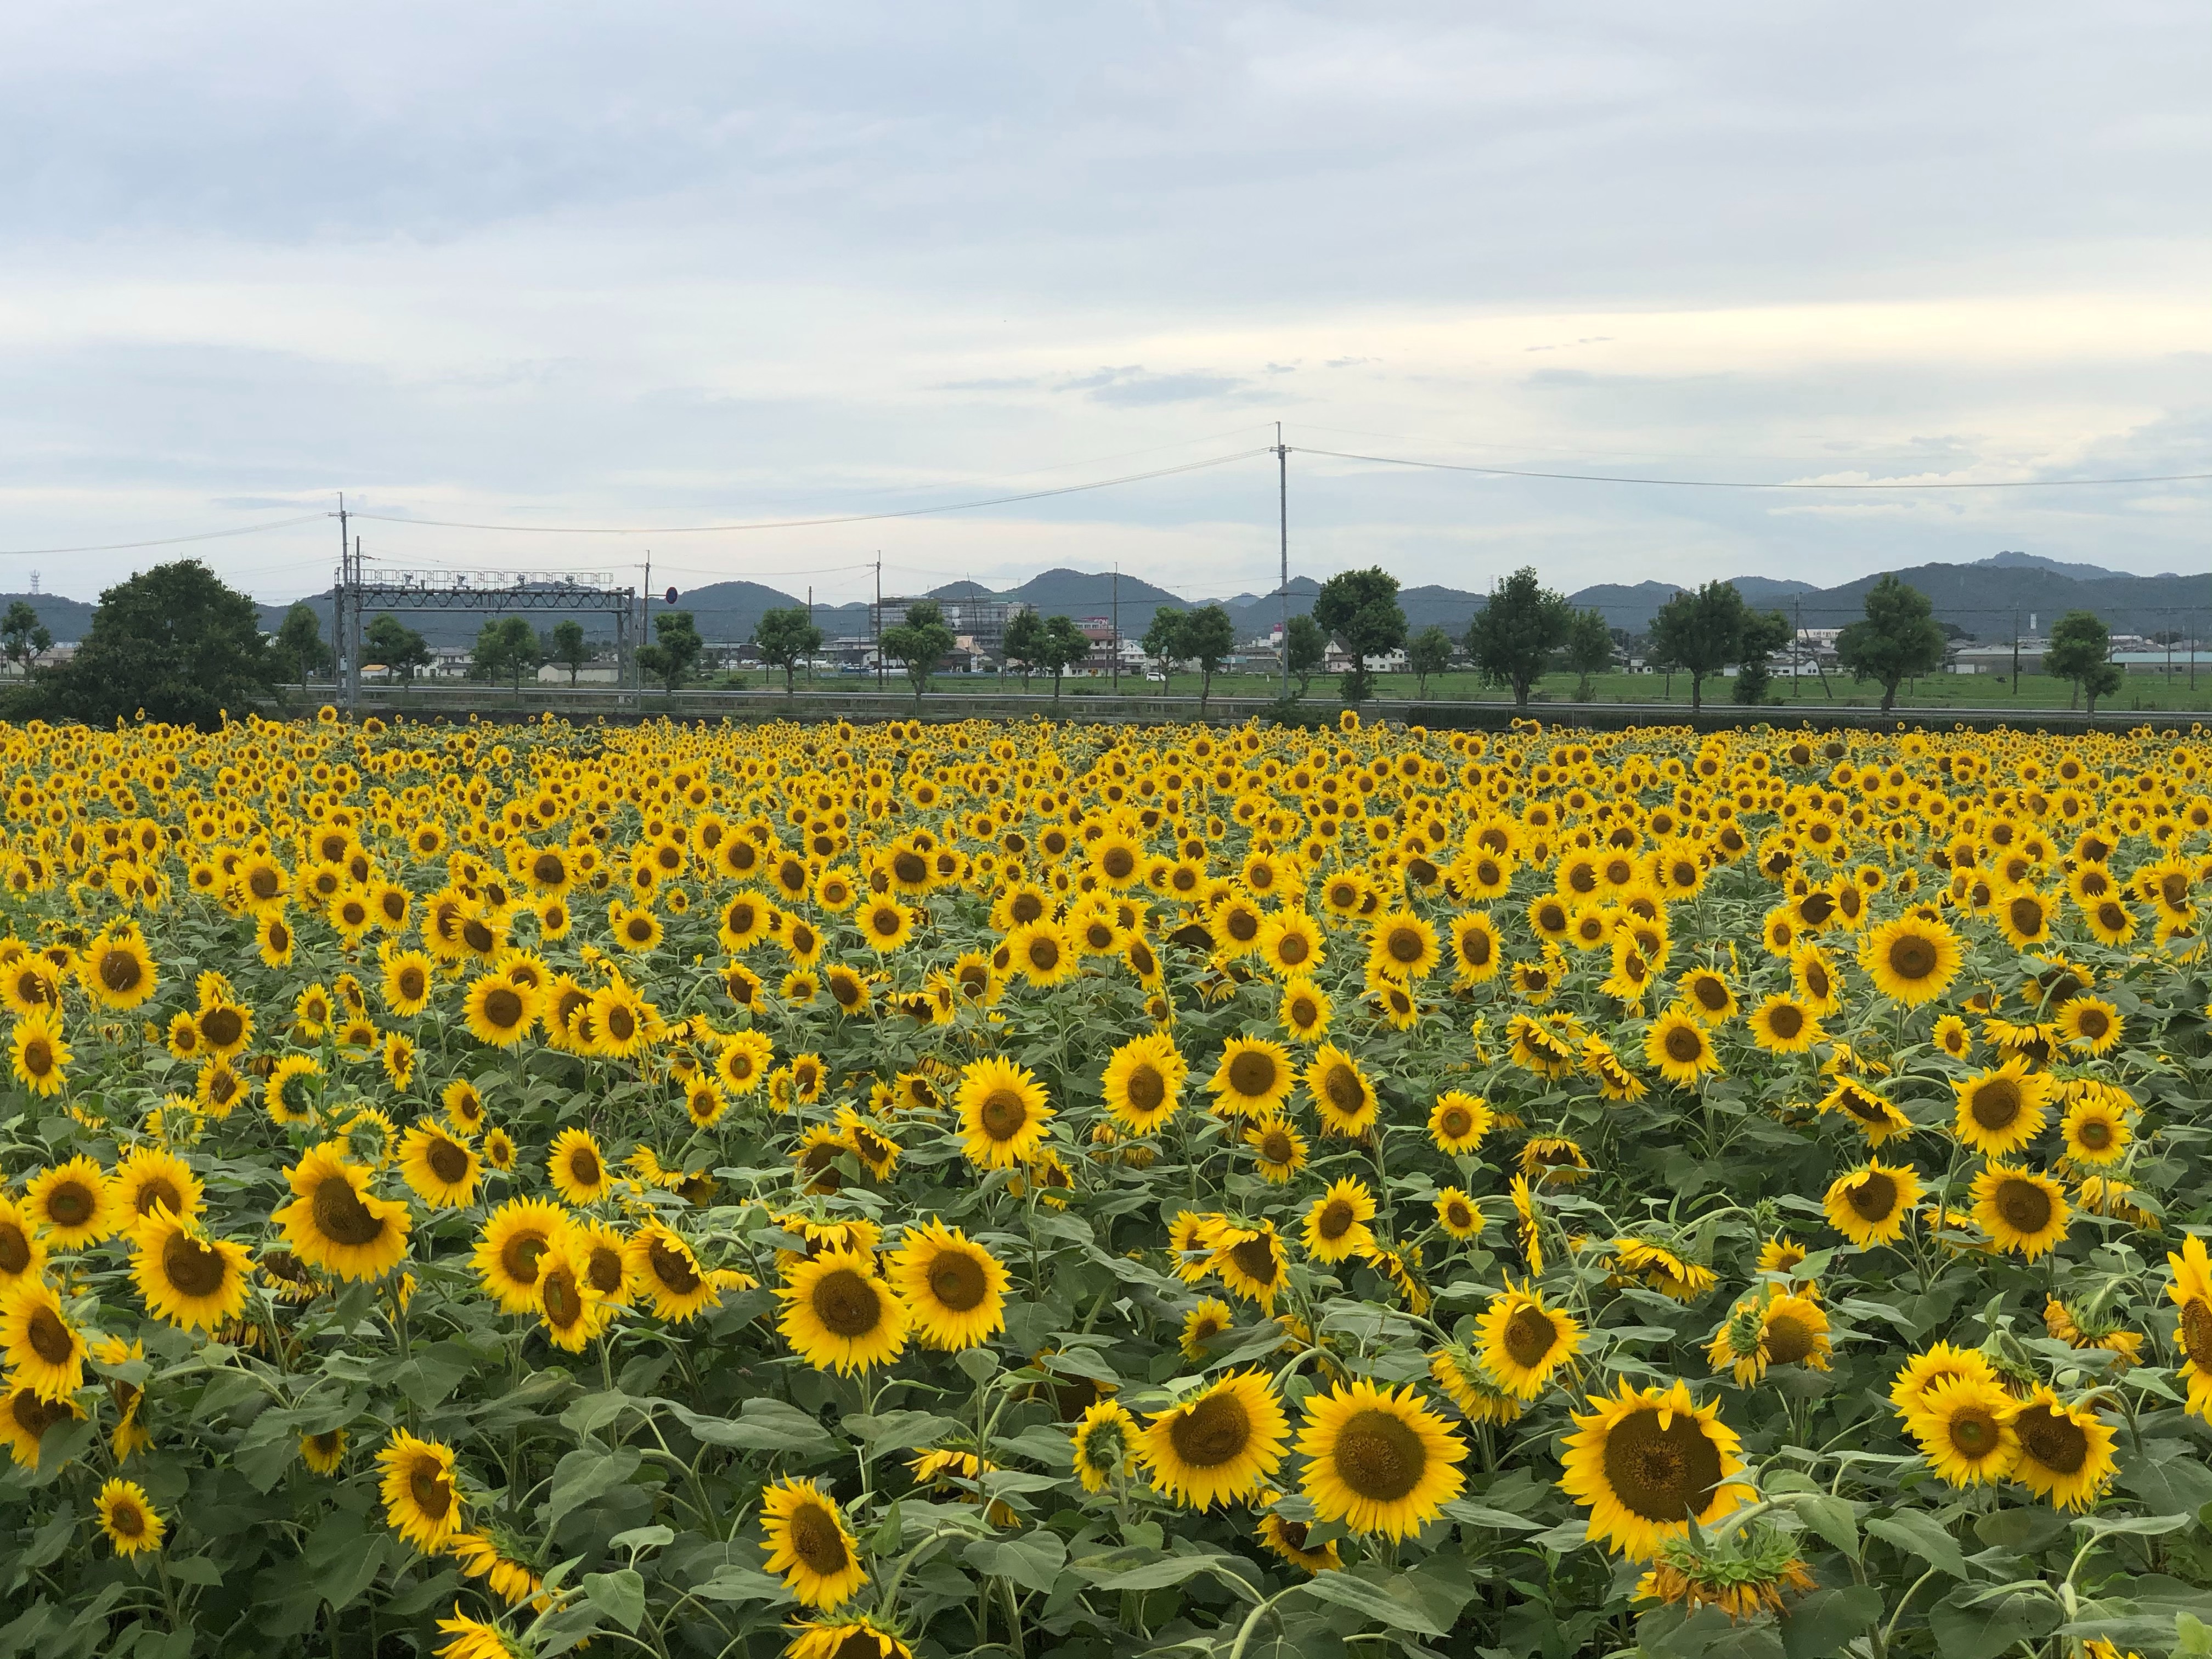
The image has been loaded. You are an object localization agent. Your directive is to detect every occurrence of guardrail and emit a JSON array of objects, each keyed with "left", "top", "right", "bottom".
[{"left": 263, "top": 683, "right": 2204, "bottom": 735}]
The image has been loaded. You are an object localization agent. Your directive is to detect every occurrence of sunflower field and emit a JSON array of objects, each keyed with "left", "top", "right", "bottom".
[{"left": 2, "top": 708, "right": 2211, "bottom": 1659}]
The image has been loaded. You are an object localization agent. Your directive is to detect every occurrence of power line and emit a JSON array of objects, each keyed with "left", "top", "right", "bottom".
[
  {"left": 1291, "top": 447, "right": 2212, "bottom": 491},
  {"left": 347, "top": 448, "right": 1272, "bottom": 535},
  {"left": 0, "top": 512, "right": 328, "bottom": 558}
]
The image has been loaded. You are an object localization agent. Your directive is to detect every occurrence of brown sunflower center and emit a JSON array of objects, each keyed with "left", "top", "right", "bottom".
[
  {"left": 1025, "top": 935, "right": 1062, "bottom": 972},
  {"left": 1970, "top": 1079, "right": 2022, "bottom": 1130},
  {"left": 397, "top": 967, "right": 426, "bottom": 1001},
  {"left": 1276, "top": 930, "right": 1311, "bottom": 964},
  {"left": 162, "top": 1232, "right": 228, "bottom": 1299},
  {"left": 1503, "top": 1304, "right": 1558, "bottom": 1369},
  {"left": 409, "top": 1458, "right": 454, "bottom": 1521},
  {"left": 2074, "top": 1007, "right": 2111, "bottom": 1039},
  {"left": 0, "top": 1221, "right": 29, "bottom": 1276},
  {"left": 927, "top": 1250, "right": 988, "bottom": 1312},
  {"left": 1228, "top": 1051, "right": 1279, "bottom": 1099},
  {"left": 1663, "top": 1025, "right": 1704, "bottom": 1064},
  {"left": 427, "top": 1140, "right": 470, "bottom": 1184},
  {"left": 1167, "top": 1390, "right": 1253, "bottom": 1468},
  {"left": 1766, "top": 1004, "right": 1803, "bottom": 1040},
  {"left": 587, "top": 1245, "right": 624, "bottom": 1295},
  {"left": 2014, "top": 1404, "right": 2087, "bottom": 1475},
  {"left": 1102, "top": 846, "right": 1136, "bottom": 879},
  {"left": 788, "top": 1502, "right": 850, "bottom": 1575},
  {"left": 1330, "top": 1406, "right": 1427, "bottom": 1502},
  {"left": 1763, "top": 1310, "right": 1817, "bottom": 1367},
  {"left": 811, "top": 1268, "right": 883, "bottom": 1338},
  {"left": 1948, "top": 1406, "right": 2000, "bottom": 1458},
  {"left": 1321, "top": 1063, "right": 1362, "bottom": 1112},
  {"left": 99, "top": 950, "right": 144, "bottom": 994},
  {"left": 541, "top": 1265, "right": 584, "bottom": 1327},
  {"left": 648, "top": 1239, "right": 701, "bottom": 1294},
  {"left": 109, "top": 1499, "right": 146, "bottom": 1538},
  {"left": 2179, "top": 1298, "right": 2212, "bottom": 1368},
  {"left": 44, "top": 1181, "right": 93, "bottom": 1228},
  {"left": 1317, "top": 1199, "right": 1356, "bottom": 1242},
  {"left": 1601, "top": 1406, "right": 1724, "bottom": 1523},
  {"left": 2076, "top": 1117, "right": 2113, "bottom": 1152},
  {"left": 979, "top": 1088, "right": 1029, "bottom": 1141},
  {"left": 1994, "top": 1177, "right": 2052, "bottom": 1235},
  {"left": 1440, "top": 1106, "right": 1472, "bottom": 1141},
  {"left": 1692, "top": 977, "right": 1728, "bottom": 1012},
  {"left": 1226, "top": 909, "right": 1260, "bottom": 943},
  {"left": 12, "top": 1389, "right": 69, "bottom": 1439},
  {"left": 567, "top": 1147, "right": 602, "bottom": 1187},
  {"left": 482, "top": 988, "right": 524, "bottom": 1030},
  {"left": 1887, "top": 935, "right": 1937, "bottom": 980},
  {"left": 1257, "top": 1130, "right": 1295, "bottom": 1166},
  {"left": 1123, "top": 1063, "right": 1166, "bottom": 1114},
  {"left": 25, "top": 1305, "right": 74, "bottom": 1365},
  {"left": 1844, "top": 1172, "right": 1898, "bottom": 1222},
  {"left": 311, "top": 1175, "right": 387, "bottom": 1248},
  {"left": 1226, "top": 1235, "right": 1279, "bottom": 1286}
]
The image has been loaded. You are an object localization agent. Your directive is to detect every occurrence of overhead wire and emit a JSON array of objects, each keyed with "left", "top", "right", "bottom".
[
  {"left": 1290, "top": 447, "right": 2212, "bottom": 491},
  {"left": 0, "top": 512, "right": 329, "bottom": 558}
]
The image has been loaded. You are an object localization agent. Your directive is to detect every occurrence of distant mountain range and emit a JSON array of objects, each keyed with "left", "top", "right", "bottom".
[{"left": 0, "top": 549, "right": 2197, "bottom": 652}]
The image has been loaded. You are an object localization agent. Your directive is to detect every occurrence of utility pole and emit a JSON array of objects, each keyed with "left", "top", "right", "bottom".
[
  {"left": 807, "top": 585, "right": 814, "bottom": 687},
  {"left": 874, "top": 558, "right": 884, "bottom": 692},
  {"left": 1277, "top": 421, "right": 1290, "bottom": 699},
  {"left": 640, "top": 552, "right": 652, "bottom": 702},
  {"left": 2011, "top": 607, "right": 2021, "bottom": 695},
  {"left": 1111, "top": 565, "right": 1120, "bottom": 694},
  {"left": 348, "top": 537, "right": 365, "bottom": 717},
  {"left": 332, "top": 493, "right": 351, "bottom": 714}
]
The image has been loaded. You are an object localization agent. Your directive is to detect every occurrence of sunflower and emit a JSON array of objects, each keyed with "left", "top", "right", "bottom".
[
  {"left": 1860, "top": 915, "right": 1962, "bottom": 1005},
  {"left": 1429, "top": 1347, "right": 1524, "bottom": 1425},
  {"left": 1886, "top": 1341, "right": 1999, "bottom": 1414},
  {"left": 570, "top": 1217, "right": 634, "bottom": 1308},
  {"left": 0, "top": 1278, "right": 85, "bottom": 1400},
  {"left": 274, "top": 1143, "right": 411, "bottom": 1282},
  {"left": 0, "top": 1198, "right": 46, "bottom": 1290},
  {"left": 9, "top": 1009, "right": 70, "bottom": 1097},
  {"left": 1951, "top": 1058, "right": 2053, "bottom": 1157},
  {"left": 1367, "top": 911, "right": 1440, "bottom": 981},
  {"left": 264, "top": 1054, "right": 321, "bottom": 1126},
  {"left": 2059, "top": 1094, "right": 2131, "bottom": 1167},
  {"left": 955, "top": 1055, "right": 1053, "bottom": 1169},
  {"left": 2164, "top": 1234, "right": 2212, "bottom": 1418},
  {"left": 1428, "top": 1091, "right": 1492, "bottom": 1156},
  {"left": 1, "top": 1383, "right": 81, "bottom": 1469},
  {"left": 472, "top": 1197, "right": 569, "bottom": 1313},
  {"left": 1101, "top": 1033, "right": 1186, "bottom": 1135},
  {"left": 547, "top": 1127, "right": 610, "bottom": 1205},
  {"left": 1302, "top": 1042, "right": 1376, "bottom": 1136},
  {"left": 25, "top": 1155, "right": 118, "bottom": 1249},
  {"left": 1476, "top": 1285, "right": 1582, "bottom": 1398},
  {"left": 379, "top": 1431, "right": 466, "bottom": 1553},
  {"left": 1995, "top": 885, "right": 2055, "bottom": 949},
  {"left": 1301, "top": 1177, "right": 1378, "bottom": 1263},
  {"left": 1510, "top": 1175, "right": 1544, "bottom": 1275},
  {"left": 463, "top": 974, "right": 537, "bottom": 1048},
  {"left": 95, "top": 1479, "right": 166, "bottom": 1557},
  {"left": 1903, "top": 1375, "right": 2019, "bottom": 1487},
  {"left": 2056, "top": 995, "right": 2123, "bottom": 1056},
  {"left": 1815, "top": 1079, "right": 1913, "bottom": 1148},
  {"left": 1137, "top": 1371, "right": 1289, "bottom": 1510},
  {"left": 442, "top": 1077, "right": 488, "bottom": 1135},
  {"left": 1071, "top": 1398, "right": 1138, "bottom": 1493},
  {"left": 131, "top": 1209, "right": 252, "bottom": 1332},
  {"left": 715, "top": 1030, "right": 775, "bottom": 1096},
  {"left": 301, "top": 1428, "right": 349, "bottom": 1475},
  {"left": 1279, "top": 977, "right": 1332, "bottom": 1040},
  {"left": 627, "top": 1221, "right": 723, "bottom": 1321},
  {"left": 80, "top": 930, "right": 156, "bottom": 1011},
  {"left": 1211, "top": 1222, "right": 1289, "bottom": 1312},
  {"left": 1007, "top": 920, "right": 1079, "bottom": 988},
  {"left": 1435, "top": 1187, "right": 1484, "bottom": 1239},
  {"left": 1745, "top": 994, "right": 1822, "bottom": 1054},
  {"left": 1178, "top": 1296, "right": 1235, "bottom": 1362},
  {"left": 1971, "top": 1165, "right": 2069, "bottom": 1260},
  {"left": 760, "top": 1479, "right": 868, "bottom": 1610},
  {"left": 2009, "top": 1386, "right": 2117, "bottom": 1510},
  {"left": 381, "top": 950, "right": 436, "bottom": 1017},
  {"left": 887, "top": 1221, "right": 1007, "bottom": 1351},
  {"left": 785, "top": 1619, "right": 914, "bottom": 1659},
  {"left": 1560, "top": 1379, "right": 1750, "bottom": 1560},
  {"left": 779, "top": 1248, "right": 909, "bottom": 1374},
  {"left": 1246, "top": 1118, "right": 1307, "bottom": 1183},
  {"left": 1257, "top": 910, "right": 1325, "bottom": 979},
  {"left": 1207, "top": 1036, "right": 1295, "bottom": 1121},
  {"left": 397, "top": 1120, "right": 481, "bottom": 1209},
  {"left": 1169, "top": 1211, "right": 1227, "bottom": 1283},
  {"left": 1932, "top": 1014, "right": 1973, "bottom": 1060},
  {"left": 1822, "top": 1161, "right": 1920, "bottom": 1248},
  {"left": 114, "top": 1147, "right": 202, "bottom": 1231},
  {"left": 534, "top": 1233, "right": 610, "bottom": 1353},
  {"left": 1644, "top": 1008, "right": 1720, "bottom": 1088},
  {"left": 1677, "top": 968, "right": 1736, "bottom": 1025},
  {"left": 1295, "top": 1378, "right": 1466, "bottom": 1541}
]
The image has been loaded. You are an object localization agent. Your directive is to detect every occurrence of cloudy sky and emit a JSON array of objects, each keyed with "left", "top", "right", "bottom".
[{"left": 1, "top": 2, "right": 2205, "bottom": 608}]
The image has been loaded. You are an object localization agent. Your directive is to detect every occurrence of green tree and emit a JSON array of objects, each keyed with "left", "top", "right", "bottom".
[
  {"left": 1039, "top": 614, "right": 1091, "bottom": 701},
  {"left": 364, "top": 614, "right": 431, "bottom": 687},
  {"left": 545, "top": 618, "right": 593, "bottom": 686},
  {"left": 1142, "top": 608, "right": 1187, "bottom": 687},
  {"left": 1311, "top": 567, "right": 1406, "bottom": 704},
  {"left": 2045, "top": 609, "right": 2121, "bottom": 713},
  {"left": 1647, "top": 581, "right": 1787, "bottom": 713},
  {"left": 273, "top": 602, "right": 331, "bottom": 687},
  {"left": 1561, "top": 607, "right": 1614, "bottom": 703},
  {"left": 1729, "top": 611, "right": 1793, "bottom": 706},
  {"left": 879, "top": 599, "right": 955, "bottom": 709},
  {"left": 1462, "top": 566, "right": 1572, "bottom": 708},
  {"left": 1406, "top": 625, "right": 1455, "bottom": 699},
  {"left": 1832, "top": 574, "right": 1948, "bottom": 714},
  {"left": 1, "top": 601, "right": 53, "bottom": 679},
  {"left": 1001, "top": 610, "right": 1047, "bottom": 690},
  {"left": 471, "top": 616, "right": 541, "bottom": 693},
  {"left": 1180, "top": 605, "right": 1237, "bottom": 713},
  {"left": 24, "top": 559, "right": 271, "bottom": 729},
  {"left": 1283, "top": 614, "right": 1326, "bottom": 699},
  {"left": 636, "top": 610, "right": 704, "bottom": 695},
  {"left": 753, "top": 606, "right": 824, "bottom": 698}
]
